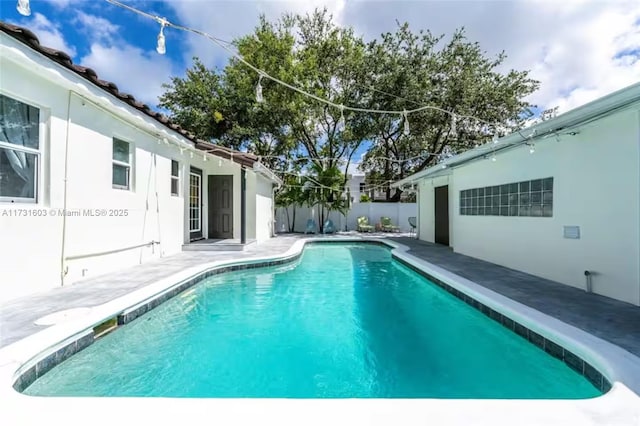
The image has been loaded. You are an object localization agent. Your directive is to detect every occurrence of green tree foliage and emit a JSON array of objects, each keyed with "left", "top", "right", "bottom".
[
  {"left": 360, "top": 25, "right": 539, "bottom": 200},
  {"left": 158, "top": 10, "right": 540, "bottom": 206}
]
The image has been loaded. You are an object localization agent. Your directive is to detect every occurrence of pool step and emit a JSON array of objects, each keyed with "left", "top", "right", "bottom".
[{"left": 182, "top": 238, "right": 257, "bottom": 252}]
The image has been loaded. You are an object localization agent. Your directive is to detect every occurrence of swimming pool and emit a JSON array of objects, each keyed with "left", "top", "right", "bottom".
[{"left": 23, "top": 243, "right": 601, "bottom": 399}]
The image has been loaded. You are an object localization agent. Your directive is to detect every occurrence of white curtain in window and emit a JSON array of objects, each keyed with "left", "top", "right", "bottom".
[{"left": 0, "top": 95, "right": 38, "bottom": 197}]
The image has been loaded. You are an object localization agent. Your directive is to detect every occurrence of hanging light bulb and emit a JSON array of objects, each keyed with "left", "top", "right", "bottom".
[
  {"left": 156, "top": 18, "right": 167, "bottom": 55},
  {"left": 450, "top": 114, "right": 457, "bottom": 139},
  {"left": 190, "top": 151, "right": 194, "bottom": 159},
  {"left": 180, "top": 148, "right": 185, "bottom": 155},
  {"left": 491, "top": 153, "right": 497, "bottom": 162},
  {"left": 336, "top": 105, "right": 345, "bottom": 132},
  {"left": 529, "top": 143, "right": 536, "bottom": 154},
  {"left": 403, "top": 110, "right": 410, "bottom": 136},
  {"left": 218, "top": 159, "right": 222, "bottom": 167},
  {"left": 492, "top": 133, "right": 499, "bottom": 144},
  {"left": 163, "top": 137, "right": 169, "bottom": 145},
  {"left": 255, "top": 73, "right": 264, "bottom": 103},
  {"left": 203, "top": 154, "right": 207, "bottom": 162},
  {"left": 16, "top": 0, "right": 30, "bottom": 16}
]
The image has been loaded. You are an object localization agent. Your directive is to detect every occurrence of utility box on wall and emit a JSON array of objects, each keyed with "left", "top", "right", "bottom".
[{"left": 563, "top": 226, "right": 581, "bottom": 239}]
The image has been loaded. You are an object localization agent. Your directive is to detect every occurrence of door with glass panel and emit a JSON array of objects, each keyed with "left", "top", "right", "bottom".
[{"left": 189, "top": 167, "right": 203, "bottom": 241}]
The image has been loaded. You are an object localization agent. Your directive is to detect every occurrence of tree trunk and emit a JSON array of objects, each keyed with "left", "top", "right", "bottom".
[
  {"left": 285, "top": 207, "right": 291, "bottom": 233},
  {"left": 291, "top": 205, "right": 297, "bottom": 233},
  {"left": 390, "top": 188, "right": 403, "bottom": 202}
]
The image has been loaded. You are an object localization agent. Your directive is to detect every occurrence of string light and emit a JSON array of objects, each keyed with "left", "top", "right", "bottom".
[
  {"left": 402, "top": 110, "right": 410, "bottom": 136},
  {"left": 528, "top": 143, "right": 536, "bottom": 154},
  {"left": 16, "top": 0, "right": 30, "bottom": 16},
  {"left": 203, "top": 154, "right": 207, "bottom": 162},
  {"left": 450, "top": 114, "right": 457, "bottom": 139},
  {"left": 218, "top": 159, "right": 222, "bottom": 167},
  {"left": 255, "top": 73, "right": 264, "bottom": 103},
  {"left": 25, "top": 0, "right": 527, "bottom": 152},
  {"left": 20, "top": 0, "right": 561, "bottom": 184},
  {"left": 163, "top": 137, "right": 169, "bottom": 145},
  {"left": 156, "top": 18, "right": 168, "bottom": 55},
  {"left": 491, "top": 152, "right": 497, "bottom": 162},
  {"left": 190, "top": 151, "right": 194, "bottom": 159},
  {"left": 336, "top": 105, "right": 346, "bottom": 132}
]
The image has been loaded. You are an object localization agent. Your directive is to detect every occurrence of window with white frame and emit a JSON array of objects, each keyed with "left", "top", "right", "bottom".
[
  {"left": 112, "top": 138, "right": 131, "bottom": 190},
  {"left": 170, "top": 159, "right": 180, "bottom": 196},
  {"left": 0, "top": 94, "right": 41, "bottom": 203}
]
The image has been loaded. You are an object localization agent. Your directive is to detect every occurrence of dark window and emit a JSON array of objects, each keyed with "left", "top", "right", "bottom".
[
  {"left": 171, "top": 160, "right": 180, "bottom": 196},
  {"left": 459, "top": 177, "right": 553, "bottom": 218},
  {"left": 0, "top": 94, "right": 40, "bottom": 202},
  {"left": 112, "top": 138, "right": 131, "bottom": 190}
]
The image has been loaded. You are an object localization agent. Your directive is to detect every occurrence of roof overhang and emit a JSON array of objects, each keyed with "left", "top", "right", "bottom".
[
  {"left": 0, "top": 22, "right": 267, "bottom": 170},
  {"left": 392, "top": 81, "right": 640, "bottom": 189},
  {"left": 253, "top": 162, "right": 283, "bottom": 186}
]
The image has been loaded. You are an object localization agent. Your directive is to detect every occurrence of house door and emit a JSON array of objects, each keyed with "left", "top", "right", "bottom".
[
  {"left": 189, "top": 167, "right": 203, "bottom": 241},
  {"left": 434, "top": 185, "right": 449, "bottom": 246},
  {"left": 208, "top": 175, "right": 234, "bottom": 239}
]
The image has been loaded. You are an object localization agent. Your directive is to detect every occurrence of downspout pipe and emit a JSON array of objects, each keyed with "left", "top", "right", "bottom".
[{"left": 59, "top": 90, "right": 72, "bottom": 286}]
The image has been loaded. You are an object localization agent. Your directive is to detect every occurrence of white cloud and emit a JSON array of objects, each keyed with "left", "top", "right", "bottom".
[
  {"left": 342, "top": 0, "right": 640, "bottom": 114},
  {"left": 166, "top": 0, "right": 347, "bottom": 67},
  {"left": 73, "top": 11, "right": 120, "bottom": 42},
  {"left": 45, "top": 0, "right": 76, "bottom": 7},
  {"left": 28, "top": 12, "right": 77, "bottom": 57},
  {"left": 80, "top": 43, "right": 174, "bottom": 107},
  {"left": 165, "top": 0, "right": 639, "bottom": 115}
]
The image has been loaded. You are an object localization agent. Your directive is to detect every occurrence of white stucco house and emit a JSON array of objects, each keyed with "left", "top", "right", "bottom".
[
  {"left": 393, "top": 82, "right": 640, "bottom": 307},
  {"left": 0, "top": 22, "right": 281, "bottom": 303}
]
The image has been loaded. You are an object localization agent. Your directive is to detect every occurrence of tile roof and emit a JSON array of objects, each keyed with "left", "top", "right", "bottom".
[{"left": 0, "top": 21, "right": 258, "bottom": 167}]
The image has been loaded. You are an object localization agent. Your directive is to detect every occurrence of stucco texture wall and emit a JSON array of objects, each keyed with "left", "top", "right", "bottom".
[{"left": 418, "top": 107, "right": 640, "bottom": 306}]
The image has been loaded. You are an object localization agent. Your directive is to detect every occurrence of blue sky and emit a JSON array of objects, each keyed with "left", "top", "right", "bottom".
[{"left": 2, "top": 0, "right": 639, "bottom": 169}]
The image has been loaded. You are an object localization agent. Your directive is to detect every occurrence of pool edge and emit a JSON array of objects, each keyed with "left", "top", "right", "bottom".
[{"left": 1, "top": 236, "right": 639, "bottom": 424}]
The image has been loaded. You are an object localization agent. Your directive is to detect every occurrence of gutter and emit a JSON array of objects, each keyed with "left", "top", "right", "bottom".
[
  {"left": 392, "top": 81, "right": 640, "bottom": 188},
  {"left": 253, "top": 161, "right": 283, "bottom": 185}
]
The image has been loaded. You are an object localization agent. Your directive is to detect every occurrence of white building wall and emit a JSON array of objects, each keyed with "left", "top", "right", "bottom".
[
  {"left": 255, "top": 174, "right": 274, "bottom": 242},
  {"left": 417, "top": 107, "right": 640, "bottom": 306},
  {"left": 245, "top": 170, "right": 257, "bottom": 240},
  {"left": 61, "top": 94, "right": 185, "bottom": 284},
  {"left": 0, "top": 37, "right": 275, "bottom": 303},
  {"left": 416, "top": 175, "right": 451, "bottom": 243}
]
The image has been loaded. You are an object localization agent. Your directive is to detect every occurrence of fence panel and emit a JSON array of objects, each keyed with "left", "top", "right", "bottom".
[{"left": 275, "top": 203, "right": 417, "bottom": 233}]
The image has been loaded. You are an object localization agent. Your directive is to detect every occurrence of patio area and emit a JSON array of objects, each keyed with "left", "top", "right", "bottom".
[{"left": 1, "top": 233, "right": 639, "bottom": 359}]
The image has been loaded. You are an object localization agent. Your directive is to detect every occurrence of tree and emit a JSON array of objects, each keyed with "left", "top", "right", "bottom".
[
  {"left": 158, "top": 58, "right": 230, "bottom": 141},
  {"left": 360, "top": 24, "right": 540, "bottom": 200},
  {"left": 301, "top": 163, "right": 349, "bottom": 233},
  {"left": 274, "top": 170, "right": 306, "bottom": 232}
]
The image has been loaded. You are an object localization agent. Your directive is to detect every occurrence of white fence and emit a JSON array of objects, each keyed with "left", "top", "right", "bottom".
[{"left": 275, "top": 202, "right": 417, "bottom": 233}]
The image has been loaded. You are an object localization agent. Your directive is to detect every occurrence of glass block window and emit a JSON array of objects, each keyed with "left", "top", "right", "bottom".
[{"left": 460, "top": 177, "right": 553, "bottom": 217}]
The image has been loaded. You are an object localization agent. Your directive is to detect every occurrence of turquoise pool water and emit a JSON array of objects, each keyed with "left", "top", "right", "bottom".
[{"left": 25, "top": 243, "right": 601, "bottom": 398}]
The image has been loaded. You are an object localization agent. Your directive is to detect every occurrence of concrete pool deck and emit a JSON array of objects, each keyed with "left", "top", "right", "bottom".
[
  {"left": 2, "top": 233, "right": 639, "bottom": 358},
  {"left": 1, "top": 234, "right": 640, "bottom": 426}
]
